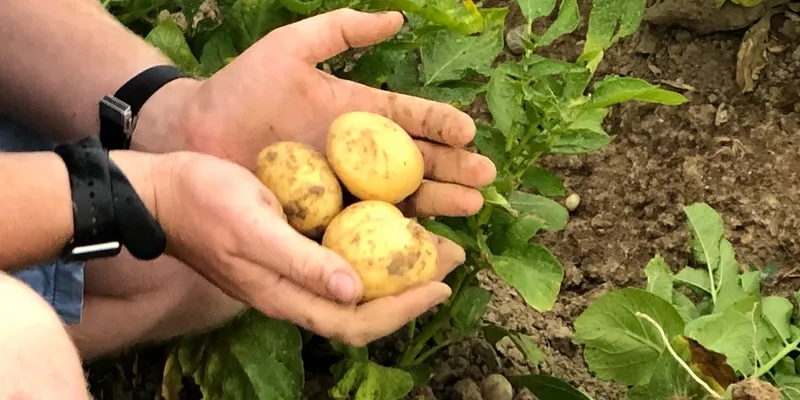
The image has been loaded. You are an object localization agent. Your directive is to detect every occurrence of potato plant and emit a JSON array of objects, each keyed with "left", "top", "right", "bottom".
[
  {"left": 103, "top": 0, "right": 689, "bottom": 398},
  {"left": 575, "top": 203, "right": 800, "bottom": 399}
]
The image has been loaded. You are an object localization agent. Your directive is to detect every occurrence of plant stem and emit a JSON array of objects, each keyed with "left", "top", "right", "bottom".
[
  {"left": 754, "top": 336, "right": 800, "bottom": 379},
  {"left": 397, "top": 309, "right": 450, "bottom": 367},
  {"left": 412, "top": 338, "right": 455, "bottom": 366},
  {"left": 635, "top": 312, "right": 723, "bottom": 399}
]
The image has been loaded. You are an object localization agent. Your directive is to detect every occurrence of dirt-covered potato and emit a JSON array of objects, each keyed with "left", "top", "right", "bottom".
[
  {"left": 324, "top": 217, "right": 439, "bottom": 301},
  {"left": 326, "top": 111, "right": 424, "bottom": 204},
  {"left": 255, "top": 141, "right": 343, "bottom": 239},
  {"left": 321, "top": 200, "right": 404, "bottom": 248}
]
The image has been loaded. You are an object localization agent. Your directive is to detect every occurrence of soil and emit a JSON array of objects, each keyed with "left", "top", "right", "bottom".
[{"left": 87, "top": 0, "right": 800, "bottom": 399}]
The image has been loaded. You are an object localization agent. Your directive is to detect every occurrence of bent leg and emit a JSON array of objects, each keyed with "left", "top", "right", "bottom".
[{"left": 0, "top": 272, "right": 90, "bottom": 399}]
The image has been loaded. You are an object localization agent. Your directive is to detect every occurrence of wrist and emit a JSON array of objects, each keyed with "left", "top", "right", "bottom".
[
  {"left": 107, "top": 151, "right": 159, "bottom": 223},
  {"left": 127, "top": 77, "right": 204, "bottom": 154}
]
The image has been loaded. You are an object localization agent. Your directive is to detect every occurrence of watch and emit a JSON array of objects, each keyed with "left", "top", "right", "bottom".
[{"left": 98, "top": 65, "right": 190, "bottom": 150}]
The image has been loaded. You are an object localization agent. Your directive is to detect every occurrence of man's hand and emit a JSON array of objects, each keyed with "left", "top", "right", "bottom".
[
  {"left": 142, "top": 9, "right": 496, "bottom": 220},
  {"left": 150, "top": 152, "right": 465, "bottom": 346}
]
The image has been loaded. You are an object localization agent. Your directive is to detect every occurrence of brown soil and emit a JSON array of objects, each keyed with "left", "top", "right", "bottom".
[
  {"left": 431, "top": 0, "right": 800, "bottom": 399},
  {"left": 87, "top": 0, "right": 800, "bottom": 399}
]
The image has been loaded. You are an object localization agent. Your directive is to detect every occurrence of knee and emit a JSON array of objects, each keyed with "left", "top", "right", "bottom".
[{"left": 0, "top": 272, "right": 89, "bottom": 398}]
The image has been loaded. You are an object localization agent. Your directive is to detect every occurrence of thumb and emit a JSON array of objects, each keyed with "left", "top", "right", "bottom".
[
  {"left": 253, "top": 216, "right": 365, "bottom": 304},
  {"left": 264, "top": 8, "right": 404, "bottom": 64}
]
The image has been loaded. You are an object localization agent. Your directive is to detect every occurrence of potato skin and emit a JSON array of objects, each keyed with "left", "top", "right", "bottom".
[
  {"left": 255, "top": 141, "right": 343, "bottom": 239},
  {"left": 322, "top": 200, "right": 404, "bottom": 248},
  {"left": 327, "top": 111, "right": 424, "bottom": 204},
  {"left": 325, "top": 217, "right": 438, "bottom": 301}
]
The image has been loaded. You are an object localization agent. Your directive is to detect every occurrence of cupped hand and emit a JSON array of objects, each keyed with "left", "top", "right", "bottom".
[
  {"left": 151, "top": 152, "right": 466, "bottom": 346},
  {"left": 177, "top": 8, "right": 496, "bottom": 219}
]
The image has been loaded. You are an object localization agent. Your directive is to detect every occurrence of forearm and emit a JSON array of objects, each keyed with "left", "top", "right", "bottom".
[
  {"left": 0, "top": 0, "right": 198, "bottom": 150},
  {"left": 0, "top": 151, "right": 156, "bottom": 272}
]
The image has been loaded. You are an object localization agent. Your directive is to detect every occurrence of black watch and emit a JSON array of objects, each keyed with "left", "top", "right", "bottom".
[{"left": 98, "top": 65, "right": 190, "bottom": 150}]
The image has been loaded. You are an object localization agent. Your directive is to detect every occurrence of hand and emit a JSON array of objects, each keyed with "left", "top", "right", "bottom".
[
  {"left": 143, "top": 151, "right": 465, "bottom": 346},
  {"left": 151, "top": 8, "right": 496, "bottom": 220}
]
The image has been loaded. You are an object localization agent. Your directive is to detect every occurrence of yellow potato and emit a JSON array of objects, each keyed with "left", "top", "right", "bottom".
[
  {"left": 327, "top": 111, "right": 424, "bottom": 204},
  {"left": 255, "top": 141, "right": 343, "bottom": 239},
  {"left": 321, "top": 200, "right": 404, "bottom": 248},
  {"left": 325, "top": 217, "right": 439, "bottom": 301}
]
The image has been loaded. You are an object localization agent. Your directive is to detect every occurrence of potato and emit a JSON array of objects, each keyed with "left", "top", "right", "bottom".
[
  {"left": 327, "top": 111, "right": 424, "bottom": 204},
  {"left": 255, "top": 141, "right": 343, "bottom": 239},
  {"left": 324, "top": 217, "right": 439, "bottom": 301},
  {"left": 321, "top": 200, "right": 404, "bottom": 248}
]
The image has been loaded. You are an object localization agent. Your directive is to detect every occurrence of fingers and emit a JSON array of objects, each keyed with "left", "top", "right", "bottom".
[
  {"left": 240, "top": 212, "right": 365, "bottom": 304},
  {"left": 347, "top": 84, "right": 478, "bottom": 148},
  {"left": 398, "top": 180, "right": 485, "bottom": 217},
  {"left": 242, "top": 260, "right": 451, "bottom": 346},
  {"left": 414, "top": 139, "right": 496, "bottom": 187},
  {"left": 431, "top": 234, "right": 466, "bottom": 281},
  {"left": 267, "top": 9, "right": 404, "bottom": 64}
]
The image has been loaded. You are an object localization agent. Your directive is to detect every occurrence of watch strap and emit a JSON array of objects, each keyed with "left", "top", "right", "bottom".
[
  {"left": 55, "top": 136, "right": 166, "bottom": 261},
  {"left": 99, "top": 65, "right": 190, "bottom": 150}
]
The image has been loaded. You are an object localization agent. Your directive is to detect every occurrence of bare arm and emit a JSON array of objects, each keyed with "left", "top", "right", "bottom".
[
  {"left": 0, "top": 151, "right": 156, "bottom": 271},
  {"left": 0, "top": 0, "right": 200, "bottom": 151}
]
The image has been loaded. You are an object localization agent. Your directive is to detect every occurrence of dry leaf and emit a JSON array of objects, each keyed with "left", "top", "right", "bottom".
[{"left": 736, "top": 12, "right": 772, "bottom": 93}]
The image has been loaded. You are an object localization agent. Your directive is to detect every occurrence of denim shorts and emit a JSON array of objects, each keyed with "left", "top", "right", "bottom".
[{"left": 0, "top": 118, "right": 84, "bottom": 325}]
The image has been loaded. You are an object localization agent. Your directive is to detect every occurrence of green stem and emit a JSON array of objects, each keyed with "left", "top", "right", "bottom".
[
  {"left": 406, "top": 319, "right": 416, "bottom": 342},
  {"left": 411, "top": 338, "right": 455, "bottom": 366},
  {"left": 397, "top": 309, "right": 450, "bottom": 367},
  {"left": 754, "top": 336, "right": 800, "bottom": 379}
]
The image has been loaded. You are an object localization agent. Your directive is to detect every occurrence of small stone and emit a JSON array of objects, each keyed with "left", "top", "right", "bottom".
[
  {"left": 565, "top": 193, "right": 581, "bottom": 211},
  {"left": 454, "top": 378, "right": 483, "bottom": 400},
  {"left": 514, "top": 388, "right": 540, "bottom": 400},
  {"left": 481, "top": 374, "right": 514, "bottom": 400},
  {"left": 505, "top": 25, "right": 528, "bottom": 55}
]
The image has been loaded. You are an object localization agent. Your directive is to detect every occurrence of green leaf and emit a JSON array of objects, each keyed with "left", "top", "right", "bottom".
[
  {"left": 227, "top": 0, "right": 292, "bottom": 51},
  {"left": 161, "top": 309, "right": 303, "bottom": 400},
  {"left": 474, "top": 123, "right": 510, "bottom": 170},
  {"left": 549, "top": 128, "right": 613, "bottom": 154},
  {"left": 329, "top": 360, "right": 414, "bottom": 400},
  {"left": 672, "top": 290, "right": 700, "bottom": 323},
  {"left": 516, "top": 0, "right": 557, "bottom": 26},
  {"left": 278, "top": 0, "right": 321, "bottom": 14},
  {"left": 581, "top": 0, "right": 646, "bottom": 56},
  {"left": 714, "top": 238, "right": 749, "bottom": 313},
  {"left": 762, "top": 296, "right": 794, "bottom": 342},
  {"left": 507, "top": 215, "right": 546, "bottom": 247},
  {"left": 491, "top": 243, "right": 563, "bottom": 311},
  {"left": 741, "top": 270, "right": 761, "bottom": 294},
  {"left": 419, "top": 8, "right": 507, "bottom": 85},
  {"left": 684, "top": 296, "right": 760, "bottom": 375},
  {"left": 535, "top": 0, "right": 580, "bottom": 48},
  {"left": 674, "top": 267, "right": 712, "bottom": 294},
  {"left": 511, "top": 375, "right": 591, "bottom": 400},
  {"left": 408, "top": 82, "right": 487, "bottom": 109},
  {"left": 774, "top": 373, "right": 800, "bottom": 400},
  {"left": 144, "top": 18, "right": 201, "bottom": 73},
  {"left": 482, "top": 324, "right": 547, "bottom": 366},
  {"left": 342, "top": 41, "right": 419, "bottom": 89},
  {"left": 486, "top": 67, "right": 525, "bottom": 134},
  {"left": 574, "top": 287, "right": 685, "bottom": 386},
  {"left": 451, "top": 285, "right": 492, "bottom": 332},
  {"left": 199, "top": 26, "right": 239, "bottom": 76},
  {"left": 644, "top": 254, "right": 674, "bottom": 302},
  {"left": 625, "top": 336, "right": 710, "bottom": 400},
  {"left": 520, "top": 167, "right": 565, "bottom": 197},
  {"left": 684, "top": 203, "right": 724, "bottom": 282},
  {"left": 418, "top": 219, "right": 476, "bottom": 251},
  {"left": 588, "top": 76, "right": 688, "bottom": 108},
  {"left": 507, "top": 191, "right": 569, "bottom": 232}
]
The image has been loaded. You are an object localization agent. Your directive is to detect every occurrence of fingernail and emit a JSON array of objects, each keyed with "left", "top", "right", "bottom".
[{"left": 328, "top": 271, "right": 357, "bottom": 302}]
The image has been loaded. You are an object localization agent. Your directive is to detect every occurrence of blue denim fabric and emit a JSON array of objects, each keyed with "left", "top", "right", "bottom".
[{"left": 0, "top": 118, "right": 84, "bottom": 324}]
